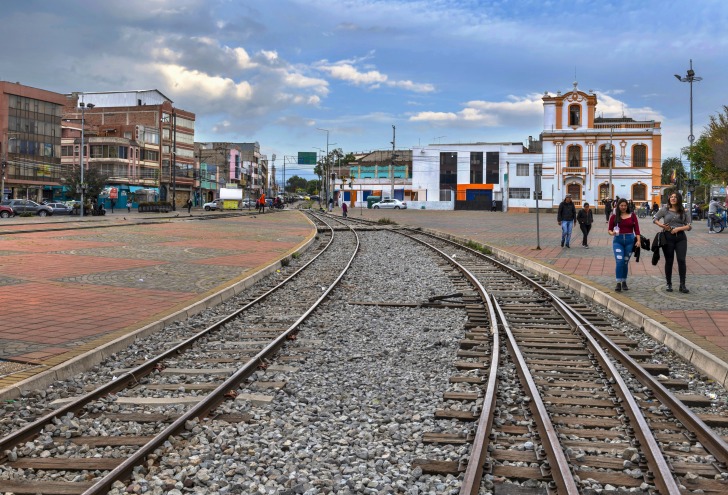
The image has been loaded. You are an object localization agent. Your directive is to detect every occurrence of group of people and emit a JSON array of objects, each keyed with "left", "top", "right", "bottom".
[{"left": 558, "top": 192, "right": 695, "bottom": 294}]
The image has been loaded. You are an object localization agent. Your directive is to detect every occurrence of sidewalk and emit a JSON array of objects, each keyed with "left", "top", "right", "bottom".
[{"left": 0, "top": 209, "right": 315, "bottom": 392}]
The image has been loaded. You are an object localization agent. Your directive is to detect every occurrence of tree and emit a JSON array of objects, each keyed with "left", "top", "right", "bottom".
[
  {"left": 61, "top": 164, "right": 110, "bottom": 203},
  {"left": 285, "top": 175, "right": 308, "bottom": 194},
  {"left": 685, "top": 105, "right": 728, "bottom": 187}
]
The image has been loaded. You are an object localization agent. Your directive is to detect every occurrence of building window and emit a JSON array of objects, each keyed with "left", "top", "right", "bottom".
[
  {"left": 599, "top": 144, "right": 613, "bottom": 168},
  {"left": 516, "top": 163, "right": 529, "bottom": 176},
  {"left": 633, "top": 144, "right": 647, "bottom": 167},
  {"left": 569, "top": 104, "right": 581, "bottom": 126},
  {"left": 509, "top": 188, "right": 530, "bottom": 199},
  {"left": 486, "top": 152, "right": 499, "bottom": 184},
  {"left": 633, "top": 183, "right": 647, "bottom": 201},
  {"left": 470, "top": 152, "right": 483, "bottom": 184},
  {"left": 567, "top": 146, "right": 581, "bottom": 168},
  {"left": 439, "top": 152, "right": 457, "bottom": 191},
  {"left": 534, "top": 163, "right": 543, "bottom": 176}
]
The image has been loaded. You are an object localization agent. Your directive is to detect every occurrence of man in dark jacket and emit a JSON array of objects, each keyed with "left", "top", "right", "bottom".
[
  {"left": 576, "top": 202, "right": 594, "bottom": 248},
  {"left": 557, "top": 194, "right": 577, "bottom": 248}
]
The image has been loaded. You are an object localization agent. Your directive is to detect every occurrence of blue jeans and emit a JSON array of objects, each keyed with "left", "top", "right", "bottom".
[
  {"left": 612, "top": 233, "right": 635, "bottom": 282},
  {"left": 561, "top": 220, "right": 574, "bottom": 245}
]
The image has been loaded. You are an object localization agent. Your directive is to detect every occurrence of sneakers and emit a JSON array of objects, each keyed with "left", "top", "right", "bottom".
[
  {"left": 584, "top": 245, "right": 589, "bottom": 249},
  {"left": 709, "top": 230, "right": 715, "bottom": 234},
  {"left": 615, "top": 282, "right": 622, "bottom": 292},
  {"left": 679, "top": 285, "right": 690, "bottom": 294},
  {"left": 666, "top": 284, "right": 673, "bottom": 292},
  {"left": 621, "top": 281, "right": 629, "bottom": 291}
]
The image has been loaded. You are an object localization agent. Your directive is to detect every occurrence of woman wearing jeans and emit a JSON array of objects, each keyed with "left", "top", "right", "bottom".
[
  {"left": 653, "top": 192, "right": 691, "bottom": 293},
  {"left": 608, "top": 198, "right": 641, "bottom": 292}
]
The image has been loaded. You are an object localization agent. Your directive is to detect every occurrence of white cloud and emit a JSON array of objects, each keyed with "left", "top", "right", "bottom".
[
  {"left": 314, "top": 58, "right": 434, "bottom": 93},
  {"left": 155, "top": 63, "right": 254, "bottom": 101}
]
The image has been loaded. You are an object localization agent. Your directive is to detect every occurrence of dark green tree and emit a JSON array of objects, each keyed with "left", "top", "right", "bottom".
[
  {"left": 285, "top": 175, "right": 308, "bottom": 194},
  {"left": 61, "top": 164, "right": 110, "bottom": 203}
]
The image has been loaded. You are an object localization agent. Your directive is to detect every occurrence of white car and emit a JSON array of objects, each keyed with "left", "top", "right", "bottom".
[
  {"left": 203, "top": 199, "right": 222, "bottom": 211},
  {"left": 372, "top": 198, "right": 407, "bottom": 209}
]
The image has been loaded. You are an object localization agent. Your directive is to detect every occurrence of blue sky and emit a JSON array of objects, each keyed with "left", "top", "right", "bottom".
[{"left": 2, "top": 0, "right": 726, "bottom": 180}]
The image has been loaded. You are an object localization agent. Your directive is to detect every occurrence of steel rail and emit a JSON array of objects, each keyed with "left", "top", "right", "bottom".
[
  {"left": 80, "top": 216, "right": 360, "bottom": 494},
  {"left": 404, "top": 228, "right": 684, "bottom": 493},
  {"left": 0, "top": 214, "right": 335, "bottom": 457},
  {"left": 567, "top": 305, "right": 728, "bottom": 465},
  {"left": 404, "top": 229, "right": 579, "bottom": 493},
  {"left": 393, "top": 231, "right": 504, "bottom": 494}
]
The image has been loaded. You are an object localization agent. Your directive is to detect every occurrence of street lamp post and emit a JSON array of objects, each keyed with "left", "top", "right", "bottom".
[
  {"left": 317, "top": 128, "right": 329, "bottom": 204},
  {"left": 79, "top": 101, "right": 95, "bottom": 218},
  {"left": 675, "top": 60, "right": 702, "bottom": 218}
]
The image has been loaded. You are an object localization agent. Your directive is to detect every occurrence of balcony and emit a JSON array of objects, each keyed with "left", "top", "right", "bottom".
[{"left": 563, "top": 167, "right": 586, "bottom": 175}]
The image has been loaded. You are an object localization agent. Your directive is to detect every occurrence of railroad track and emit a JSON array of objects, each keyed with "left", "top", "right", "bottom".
[
  {"left": 395, "top": 226, "right": 728, "bottom": 494},
  {"left": 0, "top": 214, "right": 358, "bottom": 495},
  {"left": 2, "top": 211, "right": 727, "bottom": 494}
]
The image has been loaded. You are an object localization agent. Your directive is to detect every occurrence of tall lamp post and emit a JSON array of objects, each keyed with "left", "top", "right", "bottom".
[
  {"left": 675, "top": 60, "right": 702, "bottom": 218},
  {"left": 317, "top": 128, "right": 329, "bottom": 204},
  {"left": 79, "top": 101, "right": 95, "bottom": 218},
  {"left": 161, "top": 112, "right": 177, "bottom": 210}
]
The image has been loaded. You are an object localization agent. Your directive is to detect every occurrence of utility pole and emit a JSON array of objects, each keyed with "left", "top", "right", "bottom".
[
  {"left": 675, "top": 60, "right": 702, "bottom": 218},
  {"left": 390, "top": 125, "right": 396, "bottom": 199},
  {"left": 317, "top": 128, "right": 329, "bottom": 204},
  {"left": 608, "top": 126, "right": 614, "bottom": 204}
]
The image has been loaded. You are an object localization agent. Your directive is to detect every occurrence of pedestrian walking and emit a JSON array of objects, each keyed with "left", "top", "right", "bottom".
[
  {"left": 342, "top": 201, "right": 348, "bottom": 218},
  {"left": 186, "top": 198, "right": 192, "bottom": 214},
  {"left": 653, "top": 191, "right": 692, "bottom": 293},
  {"left": 576, "top": 202, "right": 593, "bottom": 248},
  {"left": 328, "top": 197, "right": 334, "bottom": 212},
  {"left": 258, "top": 193, "right": 266, "bottom": 213},
  {"left": 110, "top": 199, "right": 116, "bottom": 213},
  {"left": 603, "top": 198, "right": 612, "bottom": 223},
  {"left": 557, "top": 194, "right": 576, "bottom": 248},
  {"left": 608, "top": 198, "right": 641, "bottom": 292},
  {"left": 126, "top": 200, "right": 131, "bottom": 213}
]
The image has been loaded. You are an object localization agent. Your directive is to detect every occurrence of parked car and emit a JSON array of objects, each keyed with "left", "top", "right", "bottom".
[
  {"left": 46, "top": 202, "right": 74, "bottom": 215},
  {"left": 203, "top": 199, "right": 222, "bottom": 211},
  {"left": 0, "top": 199, "right": 54, "bottom": 216},
  {"left": 372, "top": 198, "right": 407, "bottom": 209},
  {"left": 0, "top": 204, "right": 14, "bottom": 218}
]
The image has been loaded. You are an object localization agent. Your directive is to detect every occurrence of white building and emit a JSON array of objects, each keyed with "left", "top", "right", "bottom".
[{"left": 410, "top": 82, "right": 662, "bottom": 211}]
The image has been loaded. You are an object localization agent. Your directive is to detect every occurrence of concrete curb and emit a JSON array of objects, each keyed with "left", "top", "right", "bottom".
[
  {"left": 426, "top": 228, "right": 728, "bottom": 389},
  {"left": 0, "top": 231, "right": 318, "bottom": 401}
]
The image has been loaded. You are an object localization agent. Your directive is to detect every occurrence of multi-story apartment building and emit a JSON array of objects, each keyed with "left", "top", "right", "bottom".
[
  {"left": 0, "top": 81, "right": 69, "bottom": 202},
  {"left": 337, "top": 149, "right": 413, "bottom": 205},
  {"left": 237, "top": 142, "right": 265, "bottom": 199},
  {"left": 195, "top": 142, "right": 244, "bottom": 203},
  {"left": 61, "top": 90, "right": 196, "bottom": 209}
]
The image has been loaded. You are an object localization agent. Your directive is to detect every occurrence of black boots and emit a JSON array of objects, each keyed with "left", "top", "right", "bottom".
[
  {"left": 615, "top": 282, "right": 622, "bottom": 292},
  {"left": 621, "top": 281, "right": 629, "bottom": 291},
  {"left": 666, "top": 284, "right": 673, "bottom": 292},
  {"left": 679, "top": 285, "right": 690, "bottom": 293}
]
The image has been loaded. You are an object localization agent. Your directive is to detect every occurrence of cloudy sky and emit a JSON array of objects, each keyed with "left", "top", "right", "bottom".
[{"left": 2, "top": 0, "right": 726, "bottom": 179}]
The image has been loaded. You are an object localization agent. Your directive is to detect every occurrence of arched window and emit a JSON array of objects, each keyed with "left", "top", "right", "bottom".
[
  {"left": 633, "top": 183, "right": 647, "bottom": 201},
  {"left": 599, "top": 144, "right": 613, "bottom": 168},
  {"left": 632, "top": 144, "right": 647, "bottom": 167},
  {"left": 569, "top": 104, "right": 581, "bottom": 126},
  {"left": 599, "top": 184, "right": 612, "bottom": 201},
  {"left": 567, "top": 145, "right": 581, "bottom": 168}
]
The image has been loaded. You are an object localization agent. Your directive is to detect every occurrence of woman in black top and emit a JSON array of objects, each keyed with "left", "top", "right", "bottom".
[{"left": 653, "top": 192, "right": 692, "bottom": 293}]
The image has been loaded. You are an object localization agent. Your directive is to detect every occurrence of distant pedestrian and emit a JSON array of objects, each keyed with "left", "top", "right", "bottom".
[
  {"left": 608, "top": 198, "right": 640, "bottom": 292},
  {"left": 604, "top": 198, "right": 612, "bottom": 223},
  {"left": 557, "top": 194, "right": 576, "bottom": 248},
  {"left": 328, "top": 197, "right": 334, "bottom": 212},
  {"left": 652, "top": 202, "right": 659, "bottom": 215},
  {"left": 258, "top": 193, "right": 266, "bottom": 213},
  {"left": 110, "top": 199, "right": 116, "bottom": 213},
  {"left": 186, "top": 198, "right": 192, "bottom": 214},
  {"left": 342, "top": 201, "right": 348, "bottom": 218},
  {"left": 126, "top": 200, "right": 132, "bottom": 213},
  {"left": 628, "top": 199, "right": 635, "bottom": 213},
  {"left": 707, "top": 197, "right": 724, "bottom": 233},
  {"left": 576, "top": 202, "right": 593, "bottom": 248}
]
